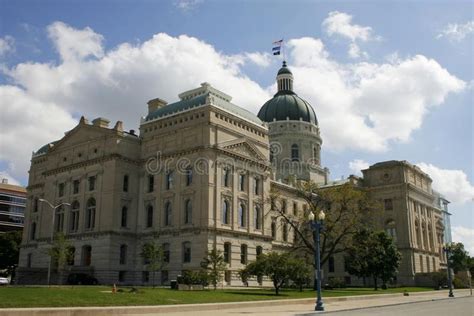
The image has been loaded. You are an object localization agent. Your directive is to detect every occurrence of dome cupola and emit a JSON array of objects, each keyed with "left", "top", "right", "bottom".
[{"left": 257, "top": 61, "right": 318, "bottom": 125}]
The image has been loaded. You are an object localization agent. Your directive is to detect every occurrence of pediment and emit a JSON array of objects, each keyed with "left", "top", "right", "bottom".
[
  {"left": 46, "top": 120, "right": 115, "bottom": 154},
  {"left": 219, "top": 139, "right": 266, "bottom": 161}
]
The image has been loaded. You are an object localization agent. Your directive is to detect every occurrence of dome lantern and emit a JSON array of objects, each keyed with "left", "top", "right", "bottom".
[{"left": 276, "top": 61, "right": 294, "bottom": 92}]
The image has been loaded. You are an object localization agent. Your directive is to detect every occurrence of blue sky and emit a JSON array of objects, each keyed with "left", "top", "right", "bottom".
[{"left": 0, "top": 0, "right": 472, "bottom": 252}]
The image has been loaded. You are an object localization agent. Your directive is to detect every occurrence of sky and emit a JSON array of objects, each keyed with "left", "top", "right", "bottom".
[{"left": 0, "top": 0, "right": 472, "bottom": 253}]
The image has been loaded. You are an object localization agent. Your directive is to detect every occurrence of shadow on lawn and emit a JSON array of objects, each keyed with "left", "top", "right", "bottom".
[{"left": 225, "top": 291, "right": 290, "bottom": 297}]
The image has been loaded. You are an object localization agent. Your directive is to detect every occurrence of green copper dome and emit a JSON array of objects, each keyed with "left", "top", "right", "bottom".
[{"left": 258, "top": 62, "right": 318, "bottom": 125}]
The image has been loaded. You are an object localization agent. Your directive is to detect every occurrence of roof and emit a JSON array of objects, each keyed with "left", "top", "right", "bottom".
[
  {"left": 257, "top": 91, "right": 318, "bottom": 125},
  {"left": 0, "top": 182, "right": 26, "bottom": 195},
  {"left": 144, "top": 83, "right": 263, "bottom": 125}
]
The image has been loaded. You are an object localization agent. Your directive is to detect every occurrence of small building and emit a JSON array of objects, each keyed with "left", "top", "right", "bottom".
[{"left": 0, "top": 178, "right": 26, "bottom": 233}]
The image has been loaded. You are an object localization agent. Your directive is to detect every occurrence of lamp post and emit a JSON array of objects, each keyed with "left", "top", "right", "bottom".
[
  {"left": 38, "top": 199, "right": 71, "bottom": 286},
  {"left": 443, "top": 245, "right": 454, "bottom": 298},
  {"left": 308, "top": 209, "right": 325, "bottom": 311}
]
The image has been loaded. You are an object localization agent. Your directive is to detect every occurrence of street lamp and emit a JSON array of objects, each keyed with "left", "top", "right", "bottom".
[
  {"left": 308, "top": 209, "right": 326, "bottom": 311},
  {"left": 38, "top": 199, "right": 71, "bottom": 286},
  {"left": 442, "top": 245, "right": 454, "bottom": 298}
]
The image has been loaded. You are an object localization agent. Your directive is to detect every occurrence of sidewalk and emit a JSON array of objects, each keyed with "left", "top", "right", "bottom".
[{"left": 0, "top": 289, "right": 471, "bottom": 316}]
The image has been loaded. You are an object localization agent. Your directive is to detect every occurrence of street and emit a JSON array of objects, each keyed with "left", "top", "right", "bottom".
[{"left": 311, "top": 296, "right": 474, "bottom": 316}]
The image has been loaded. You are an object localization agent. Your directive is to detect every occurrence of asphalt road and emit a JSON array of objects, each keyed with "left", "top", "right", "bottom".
[{"left": 311, "top": 296, "right": 474, "bottom": 316}]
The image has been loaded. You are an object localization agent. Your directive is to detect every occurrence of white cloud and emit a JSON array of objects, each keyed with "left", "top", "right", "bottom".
[
  {"left": 349, "top": 159, "right": 370, "bottom": 176},
  {"left": 322, "top": 11, "right": 378, "bottom": 59},
  {"left": 417, "top": 163, "right": 474, "bottom": 205},
  {"left": 0, "top": 22, "right": 466, "bottom": 184},
  {"left": 244, "top": 52, "right": 271, "bottom": 68},
  {"left": 0, "top": 172, "right": 21, "bottom": 186},
  {"left": 452, "top": 226, "right": 474, "bottom": 256},
  {"left": 0, "top": 35, "right": 15, "bottom": 57},
  {"left": 0, "top": 85, "right": 76, "bottom": 181},
  {"left": 47, "top": 21, "right": 104, "bottom": 61},
  {"left": 287, "top": 37, "right": 465, "bottom": 152},
  {"left": 174, "top": 0, "right": 202, "bottom": 11},
  {"left": 437, "top": 20, "right": 474, "bottom": 42}
]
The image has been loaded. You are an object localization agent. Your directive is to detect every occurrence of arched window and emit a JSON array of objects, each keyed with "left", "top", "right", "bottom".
[
  {"left": 238, "top": 203, "right": 246, "bottom": 227},
  {"left": 385, "top": 219, "right": 397, "bottom": 242},
  {"left": 146, "top": 205, "right": 153, "bottom": 228},
  {"left": 222, "top": 200, "right": 230, "bottom": 225},
  {"left": 166, "top": 171, "right": 174, "bottom": 190},
  {"left": 119, "top": 244, "right": 127, "bottom": 264},
  {"left": 254, "top": 177, "right": 260, "bottom": 195},
  {"left": 184, "top": 199, "right": 192, "bottom": 224},
  {"left": 69, "top": 201, "right": 80, "bottom": 232},
  {"left": 223, "top": 168, "right": 230, "bottom": 187},
  {"left": 30, "top": 222, "right": 36, "bottom": 240},
  {"left": 291, "top": 144, "right": 299, "bottom": 162},
  {"left": 121, "top": 206, "right": 128, "bottom": 228},
  {"left": 224, "top": 242, "right": 231, "bottom": 263},
  {"left": 240, "top": 244, "right": 247, "bottom": 264},
  {"left": 164, "top": 201, "right": 172, "bottom": 226},
  {"left": 239, "top": 174, "right": 245, "bottom": 191},
  {"left": 185, "top": 167, "right": 193, "bottom": 186},
  {"left": 33, "top": 197, "right": 39, "bottom": 213},
  {"left": 55, "top": 205, "right": 64, "bottom": 232},
  {"left": 86, "top": 198, "right": 96, "bottom": 230},
  {"left": 183, "top": 242, "right": 191, "bottom": 263},
  {"left": 254, "top": 205, "right": 261, "bottom": 229}
]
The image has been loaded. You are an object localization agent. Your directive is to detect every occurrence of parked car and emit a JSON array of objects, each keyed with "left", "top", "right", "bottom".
[
  {"left": 66, "top": 273, "right": 98, "bottom": 285},
  {"left": 0, "top": 277, "right": 10, "bottom": 286}
]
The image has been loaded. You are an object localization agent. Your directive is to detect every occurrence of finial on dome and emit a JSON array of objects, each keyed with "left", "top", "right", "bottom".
[{"left": 282, "top": 60, "right": 287, "bottom": 67}]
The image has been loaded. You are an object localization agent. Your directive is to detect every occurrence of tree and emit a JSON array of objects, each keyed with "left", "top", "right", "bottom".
[
  {"left": 345, "top": 229, "right": 401, "bottom": 290},
  {"left": 200, "top": 248, "right": 227, "bottom": 290},
  {"left": 141, "top": 239, "right": 165, "bottom": 288},
  {"left": 288, "top": 256, "right": 311, "bottom": 291},
  {"left": 0, "top": 230, "right": 22, "bottom": 276},
  {"left": 48, "top": 232, "right": 74, "bottom": 285},
  {"left": 446, "top": 242, "right": 470, "bottom": 273},
  {"left": 269, "top": 182, "right": 379, "bottom": 268},
  {"left": 241, "top": 252, "right": 293, "bottom": 295}
]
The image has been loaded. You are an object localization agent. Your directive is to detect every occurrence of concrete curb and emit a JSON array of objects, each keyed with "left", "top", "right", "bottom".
[{"left": 0, "top": 290, "right": 470, "bottom": 316}]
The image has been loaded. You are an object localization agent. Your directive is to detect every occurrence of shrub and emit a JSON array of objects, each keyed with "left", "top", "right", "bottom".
[
  {"left": 327, "top": 277, "right": 345, "bottom": 289},
  {"left": 177, "top": 270, "right": 209, "bottom": 286}
]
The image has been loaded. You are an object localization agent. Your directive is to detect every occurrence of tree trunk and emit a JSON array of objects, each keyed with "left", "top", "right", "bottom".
[
  {"left": 373, "top": 275, "right": 378, "bottom": 291},
  {"left": 299, "top": 283, "right": 303, "bottom": 292}
]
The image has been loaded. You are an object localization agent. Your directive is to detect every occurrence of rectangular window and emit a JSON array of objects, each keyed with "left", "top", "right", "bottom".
[
  {"left": 123, "top": 175, "right": 129, "bottom": 192},
  {"left": 163, "top": 243, "right": 170, "bottom": 263},
  {"left": 121, "top": 207, "right": 128, "bottom": 228},
  {"left": 73, "top": 180, "right": 80, "bottom": 194},
  {"left": 183, "top": 242, "right": 191, "bottom": 263},
  {"left": 161, "top": 270, "right": 169, "bottom": 284},
  {"left": 293, "top": 202, "right": 298, "bottom": 216},
  {"left": 254, "top": 177, "right": 260, "bottom": 195},
  {"left": 58, "top": 183, "right": 65, "bottom": 197},
  {"left": 118, "top": 271, "right": 126, "bottom": 282},
  {"left": 27, "top": 253, "right": 32, "bottom": 268},
  {"left": 384, "top": 199, "right": 393, "bottom": 211},
  {"left": 329, "top": 256, "right": 335, "bottom": 273},
  {"left": 142, "top": 271, "right": 150, "bottom": 283},
  {"left": 224, "top": 243, "right": 231, "bottom": 263},
  {"left": 88, "top": 176, "right": 96, "bottom": 191},
  {"left": 239, "top": 174, "right": 245, "bottom": 191},
  {"left": 240, "top": 244, "right": 247, "bottom": 264},
  {"left": 119, "top": 245, "right": 127, "bottom": 264},
  {"left": 148, "top": 175, "right": 154, "bottom": 192}
]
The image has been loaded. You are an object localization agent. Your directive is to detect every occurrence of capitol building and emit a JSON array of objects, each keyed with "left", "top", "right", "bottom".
[{"left": 18, "top": 62, "right": 451, "bottom": 286}]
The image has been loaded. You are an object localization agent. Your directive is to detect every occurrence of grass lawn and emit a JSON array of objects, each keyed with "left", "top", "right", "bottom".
[{"left": 0, "top": 286, "right": 434, "bottom": 308}]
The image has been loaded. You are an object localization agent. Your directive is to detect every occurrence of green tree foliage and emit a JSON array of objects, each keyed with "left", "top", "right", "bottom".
[
  {"left": 287, "top": 256, "right": 311, "bottom": 291},
  {"left": 241, "top": 252, "right": 293, "bottom": 295},
  {"left": 141, "top": 238, "right": 165, "bottom": 288},
  {"left": 0, "top": 230, "right": 22, "bottom": 276},
  {"left": 270, "top": 182, "right": 379, "bottom": 268},
  {"left": 200, "top": 248, "right": 227, "bottom": 290},
  {"left": 345, "top": 229, "right": 401, "bottom": 290},
  {"left": 48, "top": 232, "right": 73, "bottom": 285},
  {"left": 445, "top": 242, "right": 470, "bottom": 273}
]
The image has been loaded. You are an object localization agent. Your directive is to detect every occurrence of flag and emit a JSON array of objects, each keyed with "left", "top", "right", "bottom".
[{"left": 272, "top": 39, "right": 283, "bottom": 56}]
